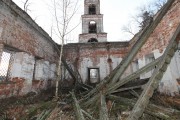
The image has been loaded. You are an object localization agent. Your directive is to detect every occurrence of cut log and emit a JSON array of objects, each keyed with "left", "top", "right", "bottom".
[
  {"left": 62, "top": 57, "right": 77, "bottom": 81},
  {"left": 108, "top": 95, "right": 180, "bottom": 120},
  {"left": 107, "top": 57, "right": 161, "bottom": 94},
  {"left": 129, "top": 90, "right": 140, "bottom": 98},
  {"left": 81, "top": 109, "right": 97, "bottom": 120},
  {"left": 112, "top": 85, "right": 143, "bottom": 94},
  {"left": 100, "top": 93, "right": 109, "bottom": 120},
  {"left": 71, "top": 92, "right": 85, "bottom": 120}
]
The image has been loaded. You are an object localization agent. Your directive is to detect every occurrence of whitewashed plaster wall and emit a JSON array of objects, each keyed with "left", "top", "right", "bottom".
[
  {"left": 34, "top": 60, "right": 50, "bottom": 81},
  {"left": 9, "top": 52, "right": 35, "bottom": 94},
  {"left": 79, "top": 56, "right": 122, "bottom": 83},
  {"left": 49, "top": 63, "right": 56, "bottom": 80},
  {"left": 136, "top": 48, "right": 180, "bottom": 96}
]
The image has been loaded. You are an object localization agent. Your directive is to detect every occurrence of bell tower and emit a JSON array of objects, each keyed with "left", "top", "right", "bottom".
[{"left": 79, "top": 0, "right": 107, "bottom": 43}]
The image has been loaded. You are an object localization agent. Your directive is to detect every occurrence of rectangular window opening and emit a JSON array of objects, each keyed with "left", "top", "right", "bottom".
[
  {"left": 0, "top": 51, "right": 12, "bottom": 81},
  {"left": 88, "top": 68, "right": 100, "bottom": 84}
]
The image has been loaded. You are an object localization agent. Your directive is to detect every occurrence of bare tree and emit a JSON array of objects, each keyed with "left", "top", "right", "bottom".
[
  {"left": 52, "top": 0, "right": 80, "bottom": 99},
  {"left": 122, "top": 0, "right": 167, "bottom": 37},
  {"left": 137, "top": 0, "right": 167, "bottom": 27},
  {"left": 23, "top": 0, "right": 31, "bottom": 12},
  {"left": 121, "top": 24, "right": 135, "bottom": 36},
  {"left": 139, "top": 11, "right": 153, "bottom": 28},
  {"left": 154, "top": 0, "right": 168, "bottom": 9}
]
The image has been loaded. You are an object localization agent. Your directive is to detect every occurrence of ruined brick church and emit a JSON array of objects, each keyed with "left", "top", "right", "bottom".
[{"left": 0, "top": 0, "right": 180, "bottom": 99}]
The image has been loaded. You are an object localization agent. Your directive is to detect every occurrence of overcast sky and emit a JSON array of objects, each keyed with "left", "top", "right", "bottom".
[{"left": 12, "top": 0, "right": 157, "bottom": 43}]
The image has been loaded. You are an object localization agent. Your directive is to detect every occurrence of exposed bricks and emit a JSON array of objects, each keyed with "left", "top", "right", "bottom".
[
  {"left": 0, "top": 0, "right": 58, "bottom": 63},
  {"left": 32, "top": 80, "right": 55, "bottom": 92},
  {"left": 0, "top": 78, "right": 25, "bottom": 98},
  {"left": 0, "top": 0, "right": 58, "bottom": 98},
  {"left": 133, "top": 0, "right": 180, "bottom": 59}
]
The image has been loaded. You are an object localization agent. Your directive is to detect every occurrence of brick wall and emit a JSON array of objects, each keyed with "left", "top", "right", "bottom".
[
  {"left": 0, "top": 0, "right": 58, "bottom": 98},
  {"left": 64, "top": 42, "right": 129, "bottom": 83}
]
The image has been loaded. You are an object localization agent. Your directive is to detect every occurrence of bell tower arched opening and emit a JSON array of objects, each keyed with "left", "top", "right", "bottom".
[
  {"left": 89, "top": 21, "right": 97, "bottom": 33},
  {"left": 89, "top": 4, "right": 96, "bottom": 15}
]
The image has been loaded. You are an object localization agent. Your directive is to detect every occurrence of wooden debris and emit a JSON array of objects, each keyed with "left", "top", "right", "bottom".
[
  {"left": 112, "top": 85, "right": 143, "bottom": 94},
  {"left": 71, "top": 92, "right": 85, "bottom": 120},
  {"left": 62, "top": 57, "right": 77, "bottom": 81},
  {"left": 107, "top": 57, "right": 161, "bottom": 94},
  {"left": 127, "top": 23, "right": 180, "bottom": 120},
  {"left": 100, "top": 92, "right": 109, "bottom": 120},
  {"left": 82, "top": 57, "right": 160, "bottom": 107},
  {"left": 129, "top": 90, "right": 140, "bottom": 98},
  {"left": 81, "top": 109, "right": 97, "bottom": 120},
  {"left": 108, "top": 95, "right": 180, "bottom": 120}
]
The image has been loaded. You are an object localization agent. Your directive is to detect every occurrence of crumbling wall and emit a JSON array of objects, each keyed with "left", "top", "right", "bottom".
[
  {"left": 0, "top": 0, "right": 57, "bottom": 61},
  {"left": 64, "top": 42, "right": 129, "bottom": 83},
  {"left": 130, "top": 0, "right": 180, "bottom": 96},
  {"left": 0, "top": 0, "right": 58, "bottom": 98}
]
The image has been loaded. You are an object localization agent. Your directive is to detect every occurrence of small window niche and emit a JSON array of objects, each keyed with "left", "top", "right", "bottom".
[
  {"left": 89, "top": 4, "right": 96, "bottom": 15},
  {"left": 89, "top": 21, "right": 97, "bottom": 33},
  {"left": 88, "top": 68, "right": 100, "bottom": 84},
  {"left": 145, "top": 53, "right": 155, "bottom": 76},
  {"left": 0, "top": 51, "right": 12, "bottom": 81}
]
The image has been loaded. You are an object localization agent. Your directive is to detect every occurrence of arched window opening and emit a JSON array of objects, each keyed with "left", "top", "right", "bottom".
[
  {"left": 89, "top": 4, "right": 96, "bottom": 15},
  {"left": 89, "top": 21, "right": 97, "bottom": 33},
  {"left": 88, "top": 38, "right": 98, "bottom": 43}
]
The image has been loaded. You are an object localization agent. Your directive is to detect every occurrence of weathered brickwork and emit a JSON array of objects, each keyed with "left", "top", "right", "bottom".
[
  {"left": 132, "top": 0, "right": 180, "bottom": 59},
  {"left": 64, "top": 42, "right": 129, "bottom": 83},
  {"left": 0, "top": 0, "right": 57, "bottom": 62},
  {"left": 0, "top": 0, "right": 58, "bottom": 98}
]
